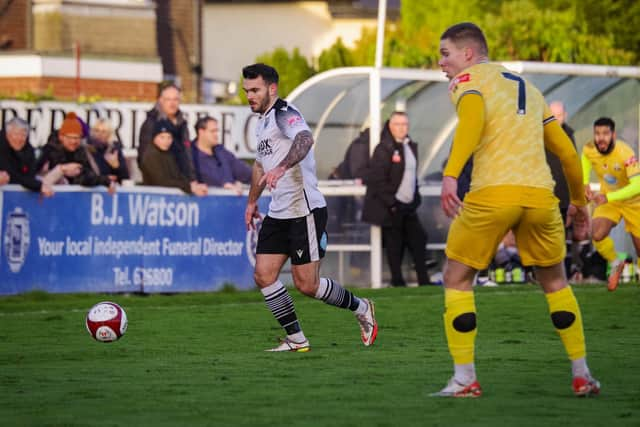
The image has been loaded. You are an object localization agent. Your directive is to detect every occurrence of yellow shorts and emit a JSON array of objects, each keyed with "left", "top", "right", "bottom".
[
  {"left": 445, "top": 201, "right": 566, "bottom": 270},
  {"left": 593, "top": 199, "right": 640, "bottom": 237}
]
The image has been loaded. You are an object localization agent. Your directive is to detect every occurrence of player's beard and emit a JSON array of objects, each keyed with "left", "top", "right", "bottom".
[
  {"left": 256, "top": 93, "right": 273, "bottom": 115},
  {"left": 595, "top": 137, "right": 615, "bottom": 155}
]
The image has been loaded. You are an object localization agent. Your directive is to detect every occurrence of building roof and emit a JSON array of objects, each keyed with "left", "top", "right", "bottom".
[{"left": 204, "top": 0, "right": 401, "bottom": 19}]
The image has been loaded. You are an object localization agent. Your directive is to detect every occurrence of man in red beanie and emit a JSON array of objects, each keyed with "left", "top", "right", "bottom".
[{"left": 36, "top": 112, "right": 116, "bottom": 193}]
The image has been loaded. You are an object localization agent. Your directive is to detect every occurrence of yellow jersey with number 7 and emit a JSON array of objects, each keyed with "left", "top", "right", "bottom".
[{"left": 448, "top": 62, "right": 555, "bottom": 203}]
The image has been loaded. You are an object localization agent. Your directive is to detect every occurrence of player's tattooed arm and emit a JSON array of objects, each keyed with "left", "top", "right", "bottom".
[{"left": 277, "top": 130, "right": 314, "bottom": 170}]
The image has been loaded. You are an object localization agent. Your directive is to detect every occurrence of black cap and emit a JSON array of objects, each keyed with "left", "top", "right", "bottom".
[{"left": 153, "top": 120, "right": 173, "bottom": 138}]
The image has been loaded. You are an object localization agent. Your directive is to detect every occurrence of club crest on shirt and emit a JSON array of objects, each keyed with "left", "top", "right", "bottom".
[
  {"left": 287, "top": 115, "right": 303, "bottom": 128},
  {"left": 625, "top": 156, "right": 638, "bottom": 167}
]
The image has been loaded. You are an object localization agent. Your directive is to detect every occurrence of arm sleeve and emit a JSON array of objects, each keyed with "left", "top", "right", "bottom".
[
  {"left": 542, "top": 115, "right": 586, "bottom": 206},
  {"left": 443, "top": 93, "right": 484, "bottom": 178},
  {"left": 581, "top": 153, "right": 592, "bottom": 185},
  {"left": 231, "top": 156, "right": 252, "bottom": 184},
  {"left": 115, "top": 148, "right": 130, "bottom": 181},
  {"left": 606, "top": 175, "right": 640, "bottom": 202}
]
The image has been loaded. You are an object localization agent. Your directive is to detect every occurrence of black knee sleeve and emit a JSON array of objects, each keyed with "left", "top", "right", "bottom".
[
  {"left": 551, "top": 311, "right": 576, "bottom": 330},
  {"left": 453, "top": 312, "right": 477, "bottom": 332}
]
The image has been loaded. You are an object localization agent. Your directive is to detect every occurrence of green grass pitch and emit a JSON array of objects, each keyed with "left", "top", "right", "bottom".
[{"left": 1, "top": 284, "right": 639, "bottom": 426}]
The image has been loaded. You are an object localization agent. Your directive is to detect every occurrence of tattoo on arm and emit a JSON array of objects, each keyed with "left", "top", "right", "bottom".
[{"left": 278, "top": 130, "right": 314, "bottom": 170}]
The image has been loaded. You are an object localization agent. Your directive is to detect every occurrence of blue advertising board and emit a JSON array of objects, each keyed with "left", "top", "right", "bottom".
[{"left": 0, "top": 186, "right": 270, "bottom": 295}]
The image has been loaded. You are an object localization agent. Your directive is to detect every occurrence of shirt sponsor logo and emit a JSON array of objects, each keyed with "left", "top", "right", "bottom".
[
  {"left": 448, "top": 73, "right": 471, "bottom": 92},
  {"left": 257, "top": 139, "right": 273, "bottom": 156}
]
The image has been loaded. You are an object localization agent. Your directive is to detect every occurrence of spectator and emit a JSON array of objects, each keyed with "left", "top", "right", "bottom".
[
  {"left": 138, "top": 83, "right": 195, "bottom": 182},
  {"left": 327, "top": 128, "right": 370, "bottom": 236},
  {"left": 362, "top": 112, "right": 430, "bottom": 287},
  {"left": 87, "top": 118, "right": 129, "bottom": 183},
  {"left": 546, "top": 101, "right": 576, "bottom": 218},
  {"left": 141, "top": 120, "right": 207, "bottom": 196},
  {"left": 425, "top": 157, "right": 473, "bottom": 201},
  {"left": 328, "top": 128, "right": 370, "bottom": 184},
  {"left": 191, "top": 116, "right": 251, "bottom": 193},
  {"left": 36, "top": 112, "right": 115, "bottom": 193},
  {"left": 0, "top": 117, "right": 53, "bottom": 196},
  {"left": 547, "top": 101, "right": 583, "bottom": 281},
  {"left": 491, "top": 230, "right": 525, "bottom": 283}
]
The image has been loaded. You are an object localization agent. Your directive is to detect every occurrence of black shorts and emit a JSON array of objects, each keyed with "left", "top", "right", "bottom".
[{"left": 256, "top": 207, "right": 328, "bottom": 265}]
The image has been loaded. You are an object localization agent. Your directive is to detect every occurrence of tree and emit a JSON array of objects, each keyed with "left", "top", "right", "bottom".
[
  {"left": 317, "top": 38, "right": 354, "bottom": 72},
  {"left": 486, "top": 0, "right": 633, "bottom": 64},
  {"left": 252, "top": 47, "right": 316, "bottom": 98}
]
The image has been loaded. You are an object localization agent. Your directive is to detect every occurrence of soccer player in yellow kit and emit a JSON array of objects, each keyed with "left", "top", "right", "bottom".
[
  {"left": 580, "top": 117, "right": 640, "bottom": 291},
  {"left": 433, "top": 22, "right": 600, "bottom": 398}
]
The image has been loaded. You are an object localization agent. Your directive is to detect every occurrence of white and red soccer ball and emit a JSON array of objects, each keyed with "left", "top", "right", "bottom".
[{"left": 85, "top": 301, "right": 127, "bottom": 342}]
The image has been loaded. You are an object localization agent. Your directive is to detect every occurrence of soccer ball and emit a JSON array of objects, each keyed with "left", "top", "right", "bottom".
[{"left": 85, "top": 301, "right": 128, "bottom": 342}]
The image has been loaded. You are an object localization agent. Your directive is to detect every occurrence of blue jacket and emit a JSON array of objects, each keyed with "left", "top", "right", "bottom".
[{"left": 191, "top": 141, "right": 251, "bottom": 187}]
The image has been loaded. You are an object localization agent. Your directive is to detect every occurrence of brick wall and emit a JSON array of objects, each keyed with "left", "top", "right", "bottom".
[
  {"left": 156, "top": 0, "right": 202, "bottom": 102},
  {"left": 0, "top": 77, "right": 157, "bottom": 101},
  {"left": 33, "top": 11, "right": 156, "bottom": 58},
  {"left": 0, "top": 0, "right": 30, "bottom": 50}
]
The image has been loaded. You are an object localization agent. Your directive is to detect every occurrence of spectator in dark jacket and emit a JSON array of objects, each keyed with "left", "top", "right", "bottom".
[
  {"left": 141, "top": 120, "right": 208, "bottom": 196},
  {"left": 546, "top": 101, "right": 576, "bottom": 218},
  {"left": 329, "top": 128, "right": 370, "bottom": 183},
  {"left": 0, "top": 117, "right": 53, "bottom": 196},
  {"left": 36, "top": 112, "right": 115, "bottom": 193},
  {"left": 362, "top": 112, "right": 430, "bottom": 287},
  {"left": 87, "top": 118, "right": 129, "bottom": 183},
  {"left": 138, "top": 83, "right": 195, "bottom": 182},
  {"left": 191, "top": 116, "right": 251, "bottom": 194}
]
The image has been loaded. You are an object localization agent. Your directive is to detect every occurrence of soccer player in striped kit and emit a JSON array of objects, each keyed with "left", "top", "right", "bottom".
[{"left": 242, "top": 63, "right": 377, "bottom": 352}]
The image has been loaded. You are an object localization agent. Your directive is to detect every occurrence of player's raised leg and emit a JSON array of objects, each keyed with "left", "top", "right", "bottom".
[
  {"left": 432, "top": 258, "right": 482, "bottom": 397},
  {"left": 255, "top": 253, "right": 310, "bottom": 352},
  {"left": 292, "top": 260, "right": 378, "bottom": 346},
  {"left": 536, "top": 263, "right": 600, "bottom": 396},
  {"left": 591, "top": 217, "right": 621, "bottom": 291}
]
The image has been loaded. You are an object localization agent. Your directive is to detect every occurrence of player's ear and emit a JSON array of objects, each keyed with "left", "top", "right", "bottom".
[
  {"left": 268, "top": 82, "right": 278, "bottom": 97},
  {"left": 464, "top": 46, "right": 474, "bottom": 61}
]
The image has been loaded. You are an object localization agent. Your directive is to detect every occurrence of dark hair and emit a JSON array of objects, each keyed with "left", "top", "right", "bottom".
[
  {"left": 242, "top": 63, "right": 279, "bottom": 85},
  {"left": 158, "top": 81, "right": 181, "bottom": 97},
  {"left": 593, "top": 117, "right": 615, "bottom": 131},
  {"left": 441, "top": 22, "right": 488, "bottom": 56},
  {"left": 194, "top": 116, "right": 217, "bottom": 133}
]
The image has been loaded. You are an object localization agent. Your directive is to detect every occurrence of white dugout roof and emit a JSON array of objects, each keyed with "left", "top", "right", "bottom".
[{"left": 287, "top": 62, "right": 640, "bottom": 180}]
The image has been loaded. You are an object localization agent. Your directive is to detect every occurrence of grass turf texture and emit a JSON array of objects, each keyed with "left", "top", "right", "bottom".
[{"left": 1, "top": 284, "right": 638, "bottom": 426}]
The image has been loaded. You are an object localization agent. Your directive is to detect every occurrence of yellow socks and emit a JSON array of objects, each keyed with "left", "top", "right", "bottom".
[
  {"left": 545, "top": 286, "right": 586, "bottom": 360},
  {"left": 594, "top": 236, "right": 617, "bottom": 263},
  {"left": 444, "top": 289, "right": 477, "bottom": 365}
]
